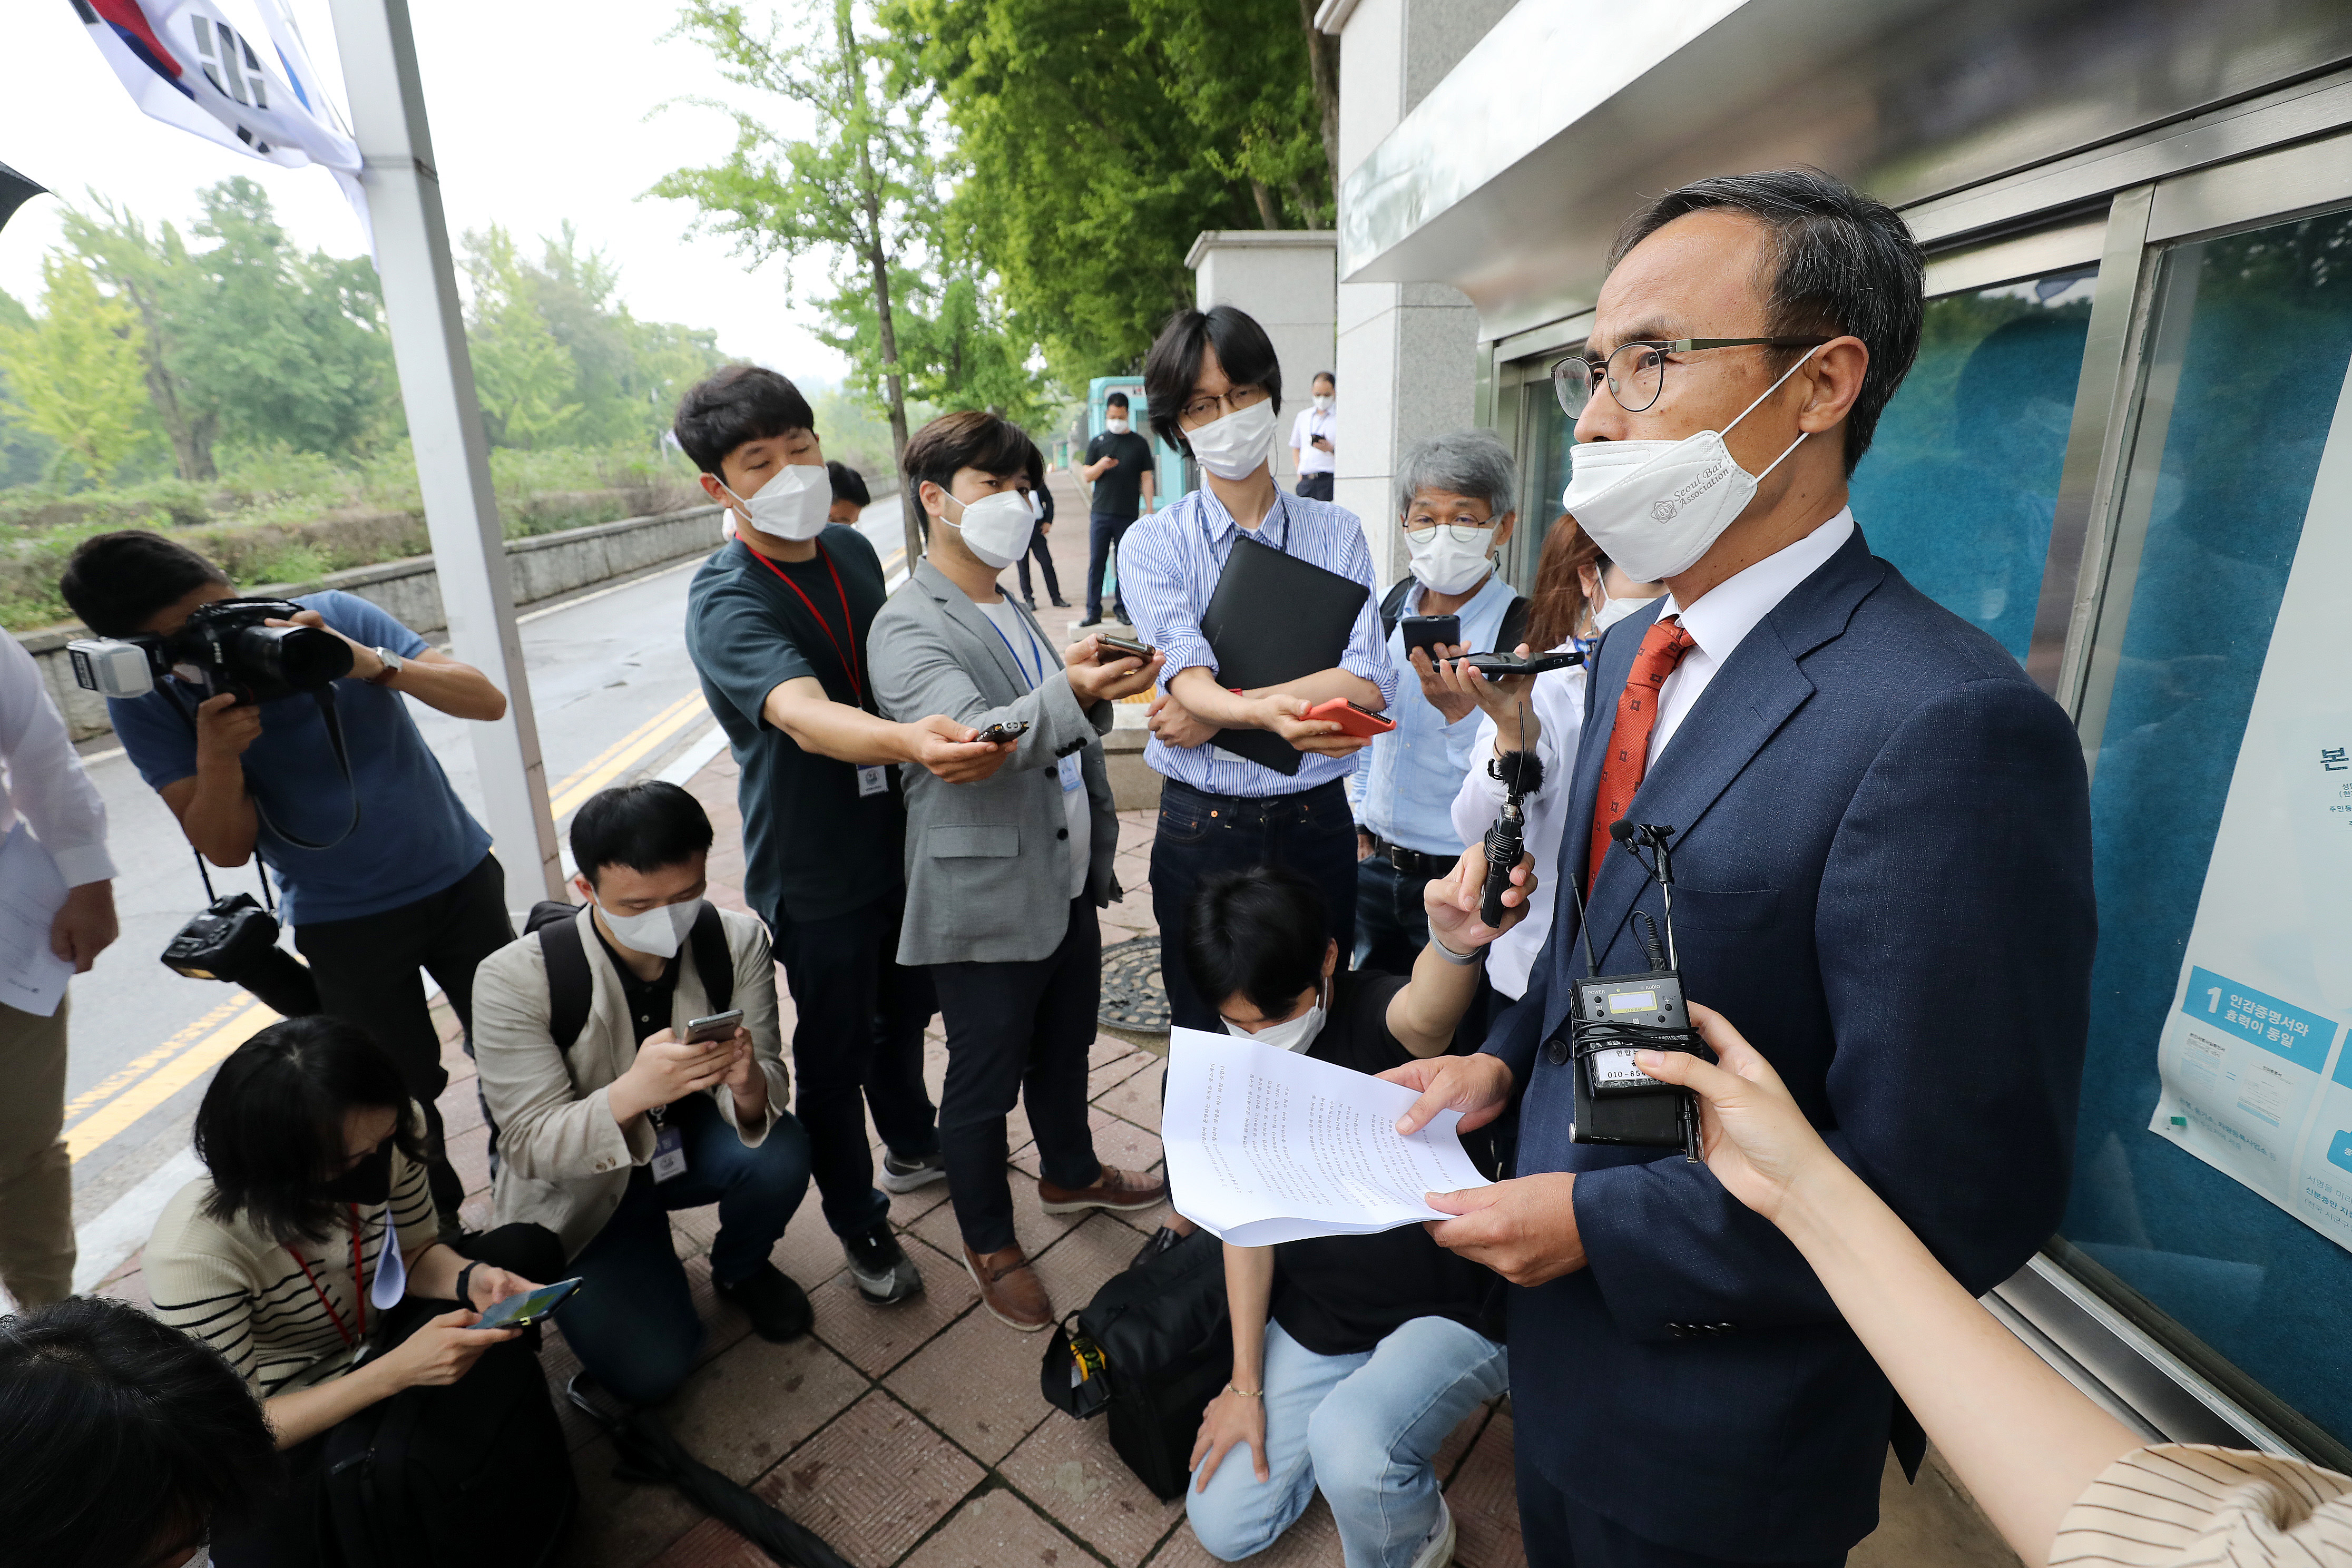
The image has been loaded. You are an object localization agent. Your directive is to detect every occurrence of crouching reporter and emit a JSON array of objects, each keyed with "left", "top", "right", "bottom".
[
  {"left": 144, "top": 1016, "right": 571, "bottom": 1566},
  {"left": 1185, "top": 849, "right": 1531, "bottom": 1568}
]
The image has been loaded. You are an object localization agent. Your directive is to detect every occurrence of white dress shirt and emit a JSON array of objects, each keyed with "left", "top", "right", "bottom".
[
  {"left": 1290, "top": 406, "right": 1336, "bottom": 475},
  {"left": 1449, "top": 653, "right": 1587, "bottom": 999},
  {"left": 0, "top": 634, "right": 115, "bottom": 888},
  {"left": 1650, "top": 509, "right": 1854, "bottom": 761}
]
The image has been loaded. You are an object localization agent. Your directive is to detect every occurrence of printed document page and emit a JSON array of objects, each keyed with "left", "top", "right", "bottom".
[{"left": 1163, "top": 1026, "right": 1491, "bottom": 1246}]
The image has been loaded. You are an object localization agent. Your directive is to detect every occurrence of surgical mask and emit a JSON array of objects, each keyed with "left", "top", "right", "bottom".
[
  {"left": 1106, "top": 417, "right": 1130, "bottom": 434},
  {"left": 596, "top": 896, "right": 702, "bottom": 960},
  {"left": 722, "top": 462, "right": 831, "bottom": 544},
  {"left": 1312, "top": 395, "right": 1333, "bottom": 413},
  {"left": 1590, "top": 579, "right": 1644, "bottom": 634},
  {"left": 321, "top": 1142, "right": 394, "bottom": 1206},
  {"left": 1406, "top": 526, "right": 1496, "bottom": 596},
  {"left": 1559, "top": 348, "right": 1819, "bottom": 582},
  {"left": 1225, "top": 982, "right": 1327, "bottom": 1054},
  {"left": 940, "top": 489, "right": 1035, "bottom": 570},
  {"left": 1185, "top": 398, "right": 1277, "bottom": 481}
]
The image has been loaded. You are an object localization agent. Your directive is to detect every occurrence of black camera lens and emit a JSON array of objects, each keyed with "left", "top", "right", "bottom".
[{"left": 232, "top": 623, "right": 354, "bottom": 697}]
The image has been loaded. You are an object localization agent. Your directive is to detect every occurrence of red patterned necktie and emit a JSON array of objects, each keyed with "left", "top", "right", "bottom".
[{"left": 1588, "top": 616, "right": 1698, "bottom": 892}]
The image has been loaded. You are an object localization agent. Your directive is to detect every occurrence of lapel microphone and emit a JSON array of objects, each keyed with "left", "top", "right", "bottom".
[{"left": 1556, "top": 819, "right": 1713, "bottom": 1161}]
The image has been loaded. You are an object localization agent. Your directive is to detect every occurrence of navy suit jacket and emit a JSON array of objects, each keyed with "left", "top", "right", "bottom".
[{"left": 1482, "top": 527, "right": 2094, "bottom": 1559}]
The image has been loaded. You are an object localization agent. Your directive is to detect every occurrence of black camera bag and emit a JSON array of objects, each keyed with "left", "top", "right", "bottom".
[{"left": 1039, "top": 1226, "right": 1231, "bottom": 1501}]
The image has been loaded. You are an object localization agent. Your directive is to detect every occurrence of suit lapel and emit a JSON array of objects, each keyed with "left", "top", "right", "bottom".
[{"left": 919, "top": 558, "right": 1028, "bottom": 697}]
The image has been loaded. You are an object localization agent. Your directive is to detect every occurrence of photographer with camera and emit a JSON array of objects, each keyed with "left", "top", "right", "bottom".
[{"left": 61, "top": 531, "right": 516, "bottom": 1229}]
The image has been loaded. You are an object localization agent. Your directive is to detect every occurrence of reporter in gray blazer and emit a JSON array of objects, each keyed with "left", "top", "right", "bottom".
[{"left": 867, "top": 412, "right": 1170, "bottom": 1331}]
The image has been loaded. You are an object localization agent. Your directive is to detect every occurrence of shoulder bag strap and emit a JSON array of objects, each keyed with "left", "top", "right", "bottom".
[
  {"left": 688, "top": 904, "right": 732, "bottom": 1015},
  {"left": 536, "top": 916, "right": 593, "bottom": 1054}
]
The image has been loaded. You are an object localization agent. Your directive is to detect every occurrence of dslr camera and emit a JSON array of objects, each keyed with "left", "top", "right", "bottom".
[{"left": 68, "top": 596, "right": 354, "bottom": 705}]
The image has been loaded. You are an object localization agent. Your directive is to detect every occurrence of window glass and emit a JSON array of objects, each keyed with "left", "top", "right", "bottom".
[
  {"left": 1846, "top": 271, "right": 2096, "bottom": 660},
  {"left": 2060, "top": 209, "right": 2352, "bottom": 1452}
]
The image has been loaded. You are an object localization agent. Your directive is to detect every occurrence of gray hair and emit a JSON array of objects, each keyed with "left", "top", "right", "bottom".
[{"left": 1395, "top": 429, "right": 1517, "bottom": 521}]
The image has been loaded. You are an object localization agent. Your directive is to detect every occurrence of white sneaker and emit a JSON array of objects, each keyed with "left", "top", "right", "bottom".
[{"left": 1408, "top": 1497, "right": 1455, "bottom": 1568}]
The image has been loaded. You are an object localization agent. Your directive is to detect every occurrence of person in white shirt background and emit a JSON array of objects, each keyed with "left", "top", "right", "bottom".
[
  {"left": 0, "top": 633, "right": 120, "bottom": 1307},
  {"left": 1436, "top": 515, "right": 1664, "bottom": 1003},
  {"left": 1288, "top": 371, "right": 1337, "bottom": 502}
]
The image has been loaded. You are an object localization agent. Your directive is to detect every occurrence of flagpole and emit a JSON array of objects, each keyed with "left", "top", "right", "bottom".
[{"left": 322, "top": 0, "right": 563, "bottom": 911}]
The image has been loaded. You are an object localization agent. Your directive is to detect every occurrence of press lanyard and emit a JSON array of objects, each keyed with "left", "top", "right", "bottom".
[
  {"left": 982, "top": 604, "right": 1053, "bottom": 692},
  {"left": 747, "top": 541, "right": 866, "bottom": 707},
  {"left": 286, "top": 1205, "right": 369, "bottom": 1348}
]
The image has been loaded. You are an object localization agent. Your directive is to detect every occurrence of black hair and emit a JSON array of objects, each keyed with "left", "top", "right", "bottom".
[
  {"left": 902, "top": 409, "right": 1042, "bottom": 497},
  {"left": 1611, "top": 168, "right": 1924, "bottom": 473},
  {"left": 1184, "top": 865, "right": 1329, "bottom": 1020},
  {"left": 0, "top": 1297, "right": 281, "bottom": 1568},
  {"left": 1312, "top": 371, "right": 1335, "bottom": 389},
  {"left": 193, "top": 1016, "right": 426, "bottom": 1246},
  {"left": 58, "top": 531, "right": 230, "bottom": 638},
  {"left": 569, "top": 780, "right": 714, "bottom": 887},
  {"left": 826, "top": 459, "right": 870, "bottom": 508},
  {"left": 1142, "top": 306, "right": 1284, "bottom": 453},
  {"left": 671, "top": 364, "right": 818, "bottom": 477},
  {"left": 1105, "top": 390, "right": 1130, "bottom": 409}
]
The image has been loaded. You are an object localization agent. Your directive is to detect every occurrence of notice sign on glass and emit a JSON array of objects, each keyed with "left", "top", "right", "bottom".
[{"left": 2149, "top": 397, "right": 2352, "bottom": 1248}]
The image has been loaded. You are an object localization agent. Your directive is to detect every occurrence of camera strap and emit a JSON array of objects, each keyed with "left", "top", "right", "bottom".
[{"left": 162, "top": 682, "right": 362, "bottom": 854}]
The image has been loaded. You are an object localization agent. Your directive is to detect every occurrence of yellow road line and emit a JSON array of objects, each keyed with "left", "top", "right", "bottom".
[
  {"left": 67, "top": 998, "right": 279, "bottom": 1164},
  {"left": 61, "top": 993, "right": 252, "bottom": 1125},
  {"left": 546, "top": 691, "right": 712, "bottom": 820}
]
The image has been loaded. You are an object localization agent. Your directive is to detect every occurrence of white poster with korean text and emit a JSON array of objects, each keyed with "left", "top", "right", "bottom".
[{"left": 2147, "top": 355, "right": 2352, "bottom": 1250}]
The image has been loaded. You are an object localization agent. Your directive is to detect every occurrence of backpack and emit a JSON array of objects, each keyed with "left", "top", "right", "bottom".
[
  {"left": 1379, "top": 579, "right": 1531, "bottom": 655},
  {"left": 1039, "top": 1228, "right": 1233, "bottom": 1501},
  {"left": 522, "top": 900, "right": 734, "bottom": 1052},
  {"left": 320, "top": 1318, "right": 575, "bottom": 1567}
]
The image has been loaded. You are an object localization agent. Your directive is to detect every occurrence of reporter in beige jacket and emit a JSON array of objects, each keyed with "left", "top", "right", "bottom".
[{"left": 472, "top": 781, "right": 809, "bottom": 1407}]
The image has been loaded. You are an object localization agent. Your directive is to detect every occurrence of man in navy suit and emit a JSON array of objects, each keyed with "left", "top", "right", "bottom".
[{"left": 1390, "top": 170, "right": 2095, "bottom": 1566}]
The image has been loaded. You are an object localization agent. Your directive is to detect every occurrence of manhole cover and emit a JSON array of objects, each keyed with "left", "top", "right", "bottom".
[{"left": 1099, "top": 935, "right": 1169, "bottom": 1040}]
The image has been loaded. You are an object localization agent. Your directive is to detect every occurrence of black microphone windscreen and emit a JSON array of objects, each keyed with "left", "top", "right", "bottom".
[{"left": 1609, "top": 818, "right": 1635, "bottom": 844}]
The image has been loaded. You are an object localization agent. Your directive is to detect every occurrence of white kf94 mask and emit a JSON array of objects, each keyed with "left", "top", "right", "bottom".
[
  {"left": 1560, "top": 347, "right": 1820, "bottom": 582},
  {"left": 722, "top": 463, "right": 831, "bottom": 544},
  {"left": 941, "top": 489, "right": 1036, "bottom": 571}
]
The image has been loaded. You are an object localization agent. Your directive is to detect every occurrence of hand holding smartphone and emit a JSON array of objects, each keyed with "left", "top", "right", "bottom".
[
  {"left": 474, "top": 1277, "right": 584, "bottom": 1330},
  {"left": 683, "top": 1010, "right": 743, "bottom": 1046},
  {"left": 1094, "top": 633, "right": 1154, "bottom": 665},
  {"left": 1400, "top": 615, "right": 1461, "bottom": 662},
  {"left": 1303, "top": 697, "right": 1397, "bottom": 738},
  {"left": 976, "top": 719, "right": 1032, "bottom": 744}
]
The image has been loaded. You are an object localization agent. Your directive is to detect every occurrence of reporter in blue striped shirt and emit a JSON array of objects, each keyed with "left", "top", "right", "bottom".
[{"left": 1119, "top": 306, "right": 1398, "bottom": 1033}]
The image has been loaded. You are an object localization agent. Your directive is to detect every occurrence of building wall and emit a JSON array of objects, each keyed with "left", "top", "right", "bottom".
[{"left": 1190, "top": 233, "right": 1338, "bottom": 489}]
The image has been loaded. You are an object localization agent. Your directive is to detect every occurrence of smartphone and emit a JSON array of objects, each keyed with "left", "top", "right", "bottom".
[
  {"left": 1464, "top": 650, "right": 1585, "bottom": 679},
  {"left": 1399, "top": 614, "right": 1460, "bottom": 661},
  {"left": 1304, "top": 697, "right": 1397, "bottom": 738},
  {"left": 977, "top": 719, "right": 1032, "bottom": 744},
  {"left": 475, "top": 1277, "right": 584, "bottom": 1330},
  {"left": 683, "top": 1008, "right": 743, "bottom": 1045},
  {"left": 1094, "top": 633, "right": 1154, "bottom": 664}
]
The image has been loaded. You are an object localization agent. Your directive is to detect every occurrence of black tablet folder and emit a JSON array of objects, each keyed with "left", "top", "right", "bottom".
[{"left": 1197, "top": 535, "right": 1371, "bottom": 776}]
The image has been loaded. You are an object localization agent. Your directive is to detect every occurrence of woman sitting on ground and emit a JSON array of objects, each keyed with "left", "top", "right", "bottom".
[
  {"left": 1184, "top": 853, "right": 1531, "bottom": 1568},
  {"left": 144, "top": 1015, "right": 572, "bottom": 1566},
  {"left": 0, "top": 1295, "right": 279, "bottom": 1568},
  {"left": 1520, "top": 1010, "right": 2352, "bottom": 1567}
]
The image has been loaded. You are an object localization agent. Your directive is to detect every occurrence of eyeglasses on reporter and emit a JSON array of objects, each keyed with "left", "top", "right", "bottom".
[
  {"left": 1178, "top": 384, "right": 1271, "bottom": 427},
  {"left": 1550, "top": 336, "right": 1833, "bottom": 417}
]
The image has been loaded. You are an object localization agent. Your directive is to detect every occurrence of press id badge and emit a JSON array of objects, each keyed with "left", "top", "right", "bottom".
[
  {"left": 651, "top": 1123, "right": 688, "bottom": 1183},
  {"left": 1058, "top": 753, "right": 1083, "bottom": 792},
  {"left": 856, "top": 764, "right": 889, "bottom": 798}
]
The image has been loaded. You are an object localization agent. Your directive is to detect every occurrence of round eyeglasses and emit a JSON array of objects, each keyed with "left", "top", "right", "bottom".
[{"left": 1550, "top": 337, "right": 1832, "bottom": 418}]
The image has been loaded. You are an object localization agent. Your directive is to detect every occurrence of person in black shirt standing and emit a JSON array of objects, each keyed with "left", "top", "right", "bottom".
[
  {"left": 1181, "top": 858, "right": 1529, "bottom": 1568},
  {"left": 1075, "top": 390, "right": 1157, "bottom": 626},
  {"left": 679, "top": 366, "right": 1012, "bottom": 1310}
]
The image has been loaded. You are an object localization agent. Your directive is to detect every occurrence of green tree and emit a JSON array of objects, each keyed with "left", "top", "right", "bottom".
[
  {"left": 0, "top": 289, "right": 63, "bottom": 487},
  {"left": 0, "top": 256, "right": 152, "bottom": 484},
  {"left": 654, "top": 0, "right": 949, "bottom": 564},
  {"left": 462, "top": 224, "right": 586, "bottom": 450}
]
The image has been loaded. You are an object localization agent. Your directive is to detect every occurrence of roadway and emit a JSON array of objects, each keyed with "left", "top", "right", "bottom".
[{"left": 53, "top": 501, "right": 913, "bottom": 1289}]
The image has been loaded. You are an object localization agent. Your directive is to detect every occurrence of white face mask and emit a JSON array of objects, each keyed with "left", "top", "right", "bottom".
[
  {"left": 939, "top": 488, "right": 1035, "bottom": 571},
  {"left": 1185, "top": 398, "right": 1277, "bottom": 481},
  {"left": 1405, "top": 525, "right": 1497, "bottom": 596},
  {"left": 1312, "top": 394, "right": 1333, "bottom": 413},
  {"left": 591, "top": 892, "right": 702, "bottom": 960},
  {"left": 1590, "top": 571, "right": 1646, "bottom": 634},
  {"left": 1224, "top": 981, "right": 1327, "bottom": 1054},
  {"left": 722, "top": 462, "right": 831, "bottom": 544},
  {"left": 1106, "top": 417, "right": 1130, "bottom": 434},
  {"left": 1559, "top": 347, "right": 1820, "bottom": 582}
]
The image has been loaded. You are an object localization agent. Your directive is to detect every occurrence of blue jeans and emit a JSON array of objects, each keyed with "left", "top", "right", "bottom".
[
  {"left": 1187, "top": 1316, "right": 1508, "bottom": 1568},
  {"left": 1353, "top": 853, "right": 1432, "bottom": 975},
  {"left": 1085, "top": 510, "right": 1136, "bottom": 623},
  {"left": 555, "top": 1092, "right": 812, "bottom": 1406}
]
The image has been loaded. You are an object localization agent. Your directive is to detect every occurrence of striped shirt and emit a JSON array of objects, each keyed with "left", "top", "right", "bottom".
[
  {"left": 2052, "top": 1444, "right": 2352, "bottom": 1565},
  {"left": 1118, "top": 485, "right": 1395, "bottom": 798},
  {"left": 145, "top": 1138, "right": 439, "bottom": 1396}
]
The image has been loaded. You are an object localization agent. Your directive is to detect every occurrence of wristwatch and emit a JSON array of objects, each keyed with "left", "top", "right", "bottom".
[{"left": 365, "top": 646, "right": 405, "bottom": 687}]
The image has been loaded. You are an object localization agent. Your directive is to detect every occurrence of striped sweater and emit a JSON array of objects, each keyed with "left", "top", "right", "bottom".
[
  {"left": 145, "top": 1142, "right": 438, "bottom": 1396},
  {"left": 2053, "top": 1445, "right": 2352, "bottom": 1566}
]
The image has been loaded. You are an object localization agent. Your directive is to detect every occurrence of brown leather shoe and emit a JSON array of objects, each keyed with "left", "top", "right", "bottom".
[
  {"left": 1038, "top": 1163, "right": 1168, "bottom": 1216},
  {"left": 961, "top": 1241, "right": 1054, "bottom": 1331}
]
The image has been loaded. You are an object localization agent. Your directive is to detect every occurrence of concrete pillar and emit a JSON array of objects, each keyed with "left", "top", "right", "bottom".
[
  {"left": 1186, "top": 232, "right": 1337, "bottom": 491},
  {"left": 1324, "top": 0, "right": 1512, "bottom": 589}
]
